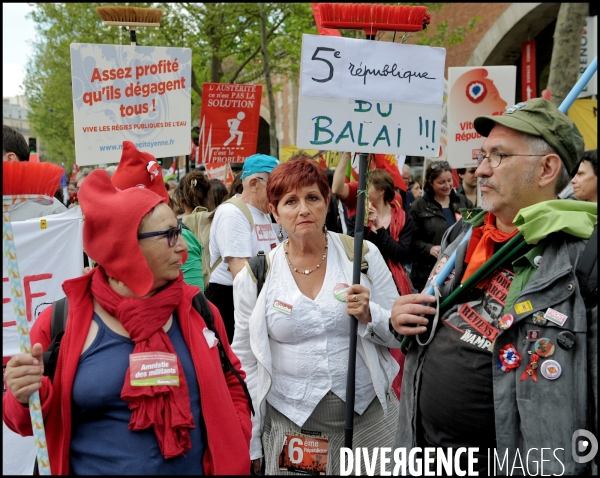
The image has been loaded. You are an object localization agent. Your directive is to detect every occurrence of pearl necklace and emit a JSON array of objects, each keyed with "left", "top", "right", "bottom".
[{"left": 284, "top": 235, "right": 328, "bottom": 275}]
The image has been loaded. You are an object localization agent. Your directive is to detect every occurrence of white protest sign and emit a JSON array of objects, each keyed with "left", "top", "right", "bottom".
[
  {"left": 446, "top": 66, "right": 516, "bottom": 169},
  {"left": 297, "top": 34, "right": 445, "bottom": 156},
  {"left": 2, "top": 207, "right": 83, "bottom": 476},
  {"left": 425, "top": 78, "right": 448, "bottom": 162},
  {"left": 2, "top": 207, "right": 84, "bottom": 357},
  {"left": 579, "top": 15, "right": 597, "bottom": 97},
  {"left": 300, "top": 34, "right": 445, "bottom": 104},
  {"left": 2, "top": 422, "right": 36, "bottom": 475},
  {"left": 70, "top": 44, "right": 191, "bottom": 166}
]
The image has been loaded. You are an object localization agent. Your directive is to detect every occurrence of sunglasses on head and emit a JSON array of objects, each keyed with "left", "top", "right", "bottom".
[
  {"left": 430, "top": 161, "right": 450, "bottom": 171},
  {"left": 137, "top": 222, "right": 182, "bottom": 247}
]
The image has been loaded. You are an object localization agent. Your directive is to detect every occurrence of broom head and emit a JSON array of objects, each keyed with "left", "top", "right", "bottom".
[
  {"left": 319, "top": 3, "right": 428, "bottom": 36},
  {"left": 95, "top": 6, "right": 163, "bottom": 26},
  {"left": 3, "top": 161, "right": 64, "bottom": 198}
]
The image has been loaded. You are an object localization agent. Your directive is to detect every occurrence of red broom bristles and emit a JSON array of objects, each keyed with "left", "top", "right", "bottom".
[
  {"left": 319, "top": 3, "right": 428, "bottom": 35},
  {"left": 2, "top": 161, "right": 64, "bottom": 197}
]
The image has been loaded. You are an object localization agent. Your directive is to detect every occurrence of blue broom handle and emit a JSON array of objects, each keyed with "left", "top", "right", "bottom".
[
  {"left": 559, "top": 56, "right": 597, "bottom": 113},
  {"left": 422, "top": 228, "right": 472, "bottom": 296}
]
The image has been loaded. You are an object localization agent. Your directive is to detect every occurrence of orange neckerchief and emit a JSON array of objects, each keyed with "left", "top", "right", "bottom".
[{"left": 461, "top": 212, "right": 518, "bottom": 287}]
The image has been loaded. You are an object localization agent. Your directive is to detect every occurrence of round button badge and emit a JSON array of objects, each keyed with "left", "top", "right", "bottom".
[
  {"left": 533, "top": 256, "right": 543, "bottom": 267},
  {"left": 557, "top": 331, "right": 576, "bottom": 350},
  {"left": 333, "top": 283, "right": 351, "bottom": 302},
  {"left": 540, "top": 360, "right": 562, "bottom": 380},
  {"left": 498, "top": 314, "right": 514, "bottom": 330},
  {"left": 532, "top": 311, "right": 547, "bottom": 326},
  {"left": 534, "top": 337, "right": 555, "bottom": 358}
]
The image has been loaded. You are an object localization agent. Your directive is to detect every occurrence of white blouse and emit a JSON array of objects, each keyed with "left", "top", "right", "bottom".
[
  {"left": 232, "top": 232, "right": 401, "bottom": 460},
  {"left": 264, "top": 244, "right": 376, "bottom": 426}
]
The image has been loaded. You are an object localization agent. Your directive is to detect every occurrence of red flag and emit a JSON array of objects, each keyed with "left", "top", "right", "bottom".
[
  {"left": 374, "top": 154, "right": 407, "bottom": 192},
  {"left": 311, "top": 3, "right": 341, "bottom": 36},
  {"left": 70, "top": 163, "right": 80, "bottom": 182},
  {"left": 29, "top": 153, "right": 40, "bottom": 163},
  {"left": 318, "top": 153, "right": 328, "bottom": 169}
]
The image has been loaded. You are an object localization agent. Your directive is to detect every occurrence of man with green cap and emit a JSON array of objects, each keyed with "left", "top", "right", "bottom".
[{"left": 390, "top": 98, "right": 597, "bottom": 475}]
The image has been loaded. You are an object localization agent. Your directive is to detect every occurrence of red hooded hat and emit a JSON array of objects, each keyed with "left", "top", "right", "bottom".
[
  {"left": 78, "top": 169, "right": 166, "bottom": 297},
  {"left": 111, "top": 141, "right": 169, "bottom": 201}
]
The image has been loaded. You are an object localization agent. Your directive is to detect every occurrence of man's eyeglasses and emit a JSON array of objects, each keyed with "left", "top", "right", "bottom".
[
  {"left": 138, "top": 223, "right": 182, "bottom": 247},
  {"left": 477, "top": 152, "right": 545, "bottom": 169},
  {"left": 256, "top": 176, "right": 268, "bottom": 184},
  {"left": 430, "top": 161, "right": 450, "bottom": 171}
]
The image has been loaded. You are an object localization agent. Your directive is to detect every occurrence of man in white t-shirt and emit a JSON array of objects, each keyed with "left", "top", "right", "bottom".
[{"left": 205, "top": 154, "right": 281, "bottom": 342}]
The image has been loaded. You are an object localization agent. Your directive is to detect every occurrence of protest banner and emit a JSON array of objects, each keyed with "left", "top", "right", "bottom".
[
  {"left": 579, "top": 16, "right": 597, "bottom": 97},
  {"left": 198, "top": 83, "right": 262, "bottom": 163},
  {"left": 2, "top": 207, "right": 84, "bottom": 475},
  {"left": 425, "top": 78, "right": 448, "bottom": 163},
  {"left": 297, "top": 34, "right": 446, "bottom": 156},
  {"left": 521, "top": 40, "right": 537, "bottom": 101},
  {"left": 70, "top": 44, "right": 191, "bottom": 166},
  {"left": 204, "top": 162, "right": 235, "bottom": 185},
  {"left": 567, "top": 98, "right": 598, "bottom": 149},
  {"left": 446, "top": 66, "right": 516, "bottom": 169}
]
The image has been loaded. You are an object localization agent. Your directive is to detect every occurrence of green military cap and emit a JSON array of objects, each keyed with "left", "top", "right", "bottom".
[{"left": 473, "top": 98, "right": 585, "bottom": 177}]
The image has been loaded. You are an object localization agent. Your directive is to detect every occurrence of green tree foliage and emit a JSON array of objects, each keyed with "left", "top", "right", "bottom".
[
  {"left": 24, "top": 2, "right": 317, "bottom": 170},
  {"left": 24, "top": 3, "right": 473, "bottom": 170}
]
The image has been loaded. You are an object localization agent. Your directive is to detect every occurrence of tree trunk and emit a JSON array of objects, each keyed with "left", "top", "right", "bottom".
[
  {"left": 259, "top": 4, "right": 278, "bottom": 158},
  {"left": 547, "top": 3, "right": 588, "bottom": 108}
]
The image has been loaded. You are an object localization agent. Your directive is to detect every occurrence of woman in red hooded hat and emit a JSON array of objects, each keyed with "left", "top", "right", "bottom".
[{"left": 3, "top": 168, "right": 251, "bottom": 475}]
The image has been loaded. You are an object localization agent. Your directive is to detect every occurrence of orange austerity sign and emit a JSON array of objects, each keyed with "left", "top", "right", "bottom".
[{"left": 199, "top": 83, "right": 262, "bottom": 164}]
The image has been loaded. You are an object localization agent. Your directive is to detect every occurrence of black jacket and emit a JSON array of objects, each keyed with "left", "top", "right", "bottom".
[
  {"left": 346, "top": 208, "right": 413, "bottom": 266},
  {"left": 408, "top": 190, "right": 472, "bottom": 290}
]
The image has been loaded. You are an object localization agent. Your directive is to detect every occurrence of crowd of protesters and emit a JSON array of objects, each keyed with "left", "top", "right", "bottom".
[{"left": 2, "top": 96, "right": 597, "bottom": 476}]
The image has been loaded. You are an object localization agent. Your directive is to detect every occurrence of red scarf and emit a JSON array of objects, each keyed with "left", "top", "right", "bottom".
[
  {"left": 461, "top": 212, "right": 519, "bottom": 287},
  {"left": 91, "top": 267, "right": 194, "bottom": 459},
  {"left": 375, "top": 199, "right": 413, "bottom": 296}
]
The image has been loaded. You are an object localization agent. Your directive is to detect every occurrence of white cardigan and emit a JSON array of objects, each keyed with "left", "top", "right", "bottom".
[{"left": 232, "top": 232, "right": 401, "bottom": 460}]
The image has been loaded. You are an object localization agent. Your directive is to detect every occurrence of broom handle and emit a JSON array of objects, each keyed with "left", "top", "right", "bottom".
[
  {"left": 3, "top": 197, "right": 51, "bottom": 475},
  {"left": 345, "top": 152, "right": 368, "bottom": 449},
  {"left": 558, "top": 56, "right": 597, "bottom": 113}
]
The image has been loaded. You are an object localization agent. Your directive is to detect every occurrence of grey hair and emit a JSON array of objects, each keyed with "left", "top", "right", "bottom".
[
  {"left": 75, "top": 167, "right": 92, "bottom": 182},
  {"left": 521, "top": 133, "right": 570, "bottom": 195},
  {"left": 104, "top": 165, "right": 118, "bottom": 177}
]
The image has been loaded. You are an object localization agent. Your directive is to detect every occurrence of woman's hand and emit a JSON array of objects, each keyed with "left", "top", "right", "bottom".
[
  {"left": 429, "top": 245, "right": 441, "bottom": 258},
  {"left": 346, "top": 284, "right": 372, "bottom": 323},
  {"left": 368, "top": 205, "right": 381, "bottom": 232},
  {"left": 251, "top": 458, "right": 262, "bottom": 475},
  {"left": 4, "top": 343, "right": 44, "bottom": 404}
]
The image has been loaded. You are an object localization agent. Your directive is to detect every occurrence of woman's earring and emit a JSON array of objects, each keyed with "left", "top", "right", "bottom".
[
  {"left": 323, "top": 224, "right": 328, "bottom": 234},
  {"left": 278, "top": 226, "right": 284, "bottom": 241}
]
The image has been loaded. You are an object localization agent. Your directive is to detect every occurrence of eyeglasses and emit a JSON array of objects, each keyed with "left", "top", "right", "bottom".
[
  {"left": 256, "top": 176, "right": 268, "bottom": 184},
  {"left": 476, "top": 152, "right": 545, "bottom": 169},
  {"left": 430, "top": 161, "right": 449, "bottom": 171},
  {"left": 137, "top": 223, "right": 182, "bottom": 247}
]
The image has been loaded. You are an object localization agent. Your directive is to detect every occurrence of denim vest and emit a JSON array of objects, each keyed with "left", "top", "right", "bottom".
[{"left": 394, "top": 219, "right": 597, "bottom": 476}]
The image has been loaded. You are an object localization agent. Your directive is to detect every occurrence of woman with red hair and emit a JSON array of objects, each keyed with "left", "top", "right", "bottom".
[{"left": 232, "top": 157, "right": 401, "bottom": 475}]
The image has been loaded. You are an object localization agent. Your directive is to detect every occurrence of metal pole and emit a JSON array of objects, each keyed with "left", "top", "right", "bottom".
[{"left": 344, "top": 152, "right": 368, "bottom": 449}]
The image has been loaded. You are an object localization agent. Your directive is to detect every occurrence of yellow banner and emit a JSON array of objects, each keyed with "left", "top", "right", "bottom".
[{"left": 567, "top": 99, "right": 597, "bottom": 150}]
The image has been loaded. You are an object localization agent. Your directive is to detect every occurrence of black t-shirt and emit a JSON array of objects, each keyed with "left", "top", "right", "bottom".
[{"left": 418, "top": 262, "right": 515, "bottom": 450}]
